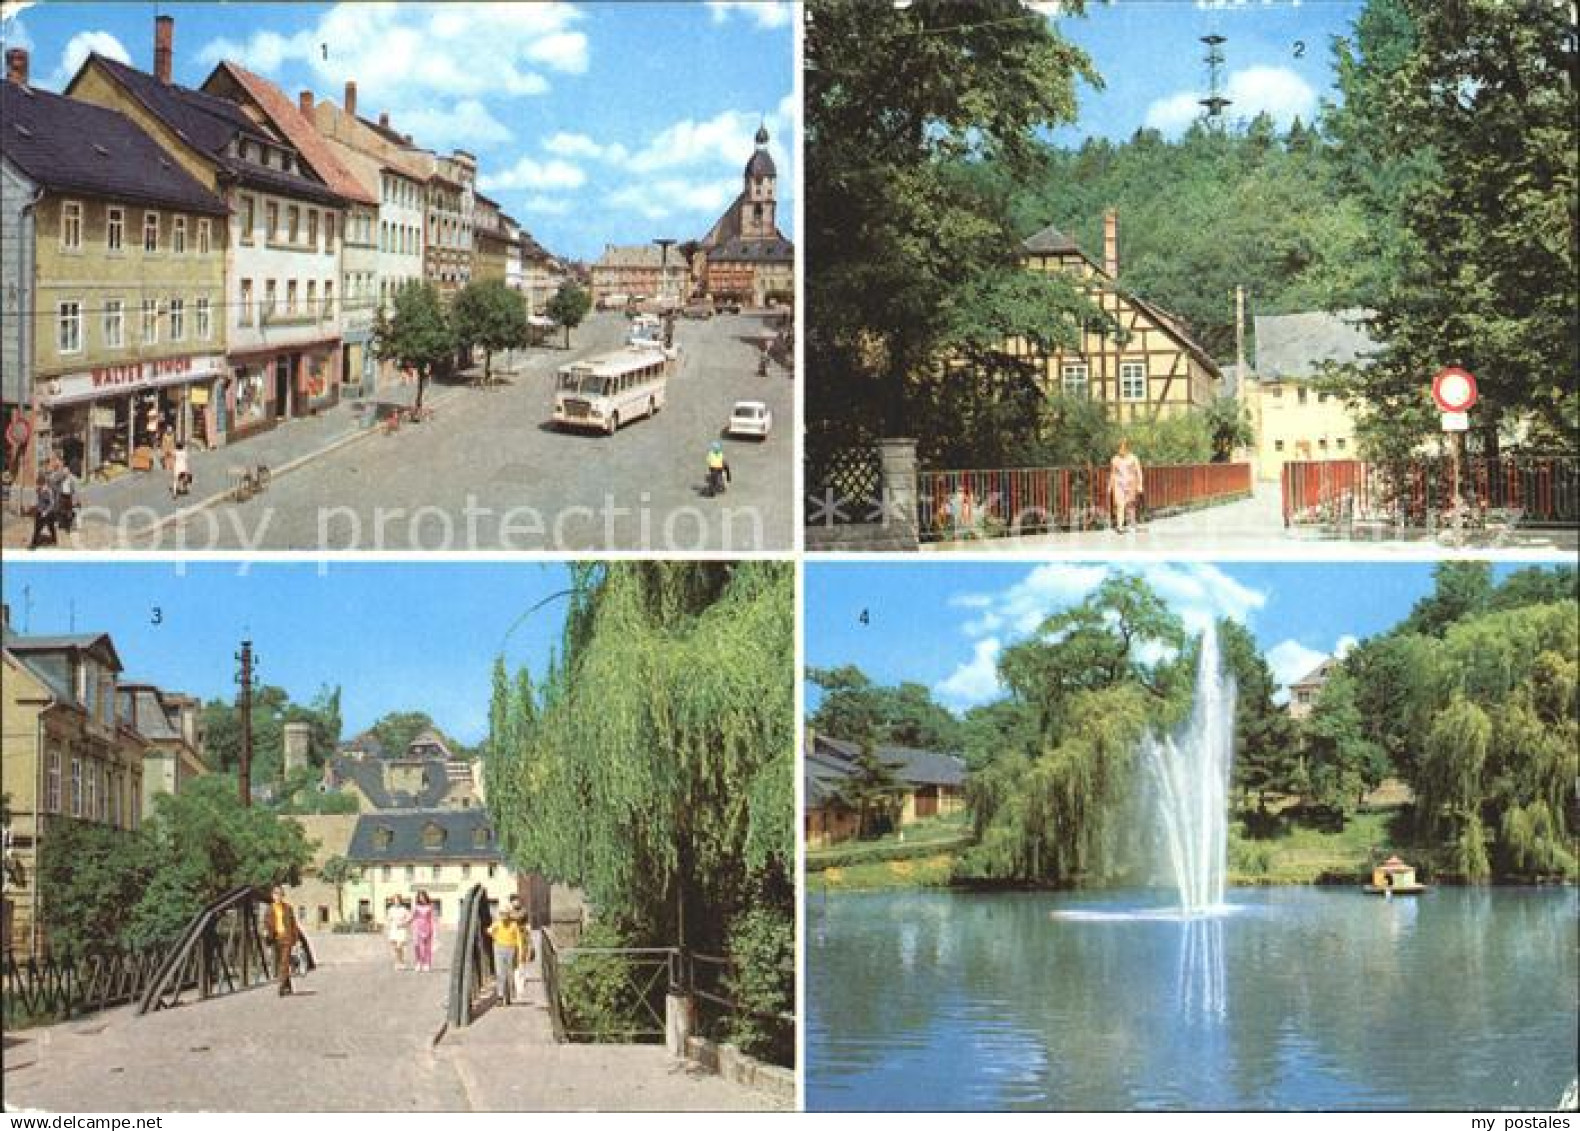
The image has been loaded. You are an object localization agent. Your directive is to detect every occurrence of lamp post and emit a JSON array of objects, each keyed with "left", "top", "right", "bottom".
[
  {"left": 236, "top": 640, "right": 257, "bottom": 807},
  {"left": 653, "top": 238, "right": 676, "bottom": 309}
]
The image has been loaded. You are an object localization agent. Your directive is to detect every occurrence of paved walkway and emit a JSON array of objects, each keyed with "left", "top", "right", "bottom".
[
  {"left": 2, "top": 933, "right": 783, "bottom": 1113},
  {"left": 1, "top": 378, "right": 462, "bottom": 551},
  {"left": 926, "top": 481, "right": 1578, "bottom": 555}
]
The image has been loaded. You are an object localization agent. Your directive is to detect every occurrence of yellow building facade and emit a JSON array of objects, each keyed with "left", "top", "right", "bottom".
[{"left": 1246, "top": 310, "right": 1375, "bottom": 482}]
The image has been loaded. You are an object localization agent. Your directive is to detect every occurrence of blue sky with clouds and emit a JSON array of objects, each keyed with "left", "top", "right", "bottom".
[
  {"left": 0, "top": 1, "right": 794, "bottom": 262},
  {"left": 3, "top": 562, "right": 577, "bottom": 745},
  {"left": 1044, "top": 0, "right": 1364, "bottom": 141},
  {"left": 806, "top": 561, "right": 1551, "bottom": 715}
]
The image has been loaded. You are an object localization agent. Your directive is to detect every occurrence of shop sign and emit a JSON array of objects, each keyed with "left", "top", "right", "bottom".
[
  {"left": 90, "top": 406, "right": 116, "bottom": 430},
  {"left": 41, "top": 354, "right": 225, "bottom": 406}
]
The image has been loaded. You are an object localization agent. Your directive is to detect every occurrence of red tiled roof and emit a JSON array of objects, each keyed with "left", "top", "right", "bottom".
[{"left": 218, "top": 62, "right": 376, "bottom": 206}]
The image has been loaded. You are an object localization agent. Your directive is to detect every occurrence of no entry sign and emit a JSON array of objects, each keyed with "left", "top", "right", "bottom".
[{"left": 1432, "top": 367, "right": 1478, "bottom": 413}]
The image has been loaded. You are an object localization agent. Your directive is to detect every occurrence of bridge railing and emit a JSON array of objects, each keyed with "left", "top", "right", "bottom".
[
  {"left": 918, "top": 462, "right": 1252, "bottom": 541},
  {"left": 3, "top": 946, "right": 165, "bottom": 1028},
  {"left": 687, "top": 949, "right": 795, "bottom": 1060},
  {"left": 446, "top": 883, "right": 497, "bottom": 1030},
  {"left": 1282, "top": 455, "right": 1579, "bottom": 530},
  {"left": 540, "top": 935, "right": 678, "bottom": 1044},
  {"left": 138, "top": 885, "right": 303, "bottom": 1015}
]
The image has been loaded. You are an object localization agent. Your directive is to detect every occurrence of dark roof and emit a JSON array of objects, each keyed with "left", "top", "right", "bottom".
[
  {"left": 808, "top": 735, "right": 968, "bottom": 798},
  {"left": 3, "top": 629, "right": 123, "bottom": 669},
  {"left": 710, "top": 235, "right": 795, "bottom": 264},
  {"left": 1021, "top": 223, "right": 1081, "bottom": 255},
  {"left": 745, "top": 147, "right": 776, "bottom": 179},
  {"left": 346, "top": 809, "right": 503, "bottom": 863},
  {"left": 117, "top": 684, "right": 183, "bottom": 741},
  {"left": 1, "top": 83, "right": 229, "bottom": 215},
  {"left": 327, "top": 753, "right": 452, "bottom": 809},
  {"left": 337, "top": 732, "right": 387, "bottom": 759},
  {"left": 82, "top": 54, "right": 347, "bottom": 208},
  {"left": 1253, "top": 310, "right": 1380, "bottom": 380}
]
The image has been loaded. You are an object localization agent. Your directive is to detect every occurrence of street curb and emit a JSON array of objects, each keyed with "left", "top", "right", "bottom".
[{"left": 122, "top": 385, "right": 467, "bottom": 543}]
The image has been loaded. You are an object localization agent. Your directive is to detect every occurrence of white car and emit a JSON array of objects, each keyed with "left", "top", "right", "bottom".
[{"left": 728, "top": 400, "right": 772, "bottom": 440}]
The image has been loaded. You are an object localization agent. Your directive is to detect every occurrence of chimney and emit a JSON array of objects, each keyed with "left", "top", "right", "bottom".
[
  {"left": 343, "top": 80, "right": 357, "bottom": 118},
  {"left": 298, "top": 89, "right": 313, "bottom": 114},
  {"left": 1103, "top": 207, "right": 1119, "bottom": 279},
  {"left": 5, "top": 48, "right": 28, "bottom": 86},
  {"left": 379, "top": 111, "right": 389, "bottom": 129},
  {"left": 154, "top": 14, "right": 174, "bottom": 84}
]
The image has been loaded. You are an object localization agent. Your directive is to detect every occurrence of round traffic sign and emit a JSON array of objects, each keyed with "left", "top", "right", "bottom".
[{"left": 1432, "top": 367, "right": 1477, "bottom": 413}]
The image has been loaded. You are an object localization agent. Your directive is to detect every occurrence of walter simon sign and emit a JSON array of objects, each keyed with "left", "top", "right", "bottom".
[
  {"left": 45, "top": 354, "right": 224, "bottom": 405},
  {"left": 92, "top": 356, "right": 201, "bottom": 389}
]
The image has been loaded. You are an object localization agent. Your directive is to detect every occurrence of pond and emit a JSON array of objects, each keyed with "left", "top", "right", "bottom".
[{"left": 805, "top": 886, "right": 1578, "bottom": 1111}]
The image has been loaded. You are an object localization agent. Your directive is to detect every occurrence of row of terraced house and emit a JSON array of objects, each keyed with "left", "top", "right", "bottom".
[
  {"left": 1, "top": 602, "right": 208, "bottom": 957},
  {"left": 0, "top": 15, "right": 569, "bottom": 487}
]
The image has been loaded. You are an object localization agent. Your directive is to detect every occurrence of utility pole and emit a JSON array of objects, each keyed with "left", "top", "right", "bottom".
[
  {"left": 1235, "top": 285, "right": 1247, "bottom": 383},
  {"left": 236, "top": 640, "right": 255, "bottom": 808}
]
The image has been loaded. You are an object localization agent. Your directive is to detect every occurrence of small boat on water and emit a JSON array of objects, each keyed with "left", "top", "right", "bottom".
[{"left": 1363, "top": 855, "right": 1428, "bottom": 895}]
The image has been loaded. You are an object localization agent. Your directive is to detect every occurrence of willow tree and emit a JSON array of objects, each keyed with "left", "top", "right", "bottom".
[{"left": 484, "top": 562, "right": 794, "bottom": 956}]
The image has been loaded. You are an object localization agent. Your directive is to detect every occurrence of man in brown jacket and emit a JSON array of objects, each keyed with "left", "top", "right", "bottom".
[{"left": 265, "top": 885, "right": 300, "bottom": 996}]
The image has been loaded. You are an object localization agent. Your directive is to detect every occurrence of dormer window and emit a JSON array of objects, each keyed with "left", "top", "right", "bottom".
[
  {"left": 472, "top": 826, "right": 490, "bottom": 849},
  {"left": 374, "top": 826, "right": 394, "bottom": 850},
  {"left": 423, "top": 822, "right": 446, "bottom": 850}
]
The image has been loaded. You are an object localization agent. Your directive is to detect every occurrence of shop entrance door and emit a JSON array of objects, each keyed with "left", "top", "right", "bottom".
[{"left": 273, "top": 355, "right": 291, "bottom": 419}]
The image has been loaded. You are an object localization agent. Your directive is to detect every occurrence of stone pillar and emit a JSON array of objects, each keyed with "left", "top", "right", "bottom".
[
  {"left": 665, "top": 991, "right": 695, "bottom": 1058},
  {"left": 877, "top": 438, "right": 920, "bottom": 549},
  {"left": 282, "top": 721, "right": 312, "bottom": 776}
]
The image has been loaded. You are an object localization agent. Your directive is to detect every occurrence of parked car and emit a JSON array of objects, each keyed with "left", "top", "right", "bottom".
[
  {"left": 728, "top": 400, "right": 772, "bottom": 440},
  {"left": 682, "top": 302, "right": 714, "bottom": 320}
]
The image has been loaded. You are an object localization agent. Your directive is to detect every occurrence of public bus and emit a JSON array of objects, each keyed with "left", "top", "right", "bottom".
[{"left": 552, "top": 346, "right": 670, "bottom": 435}]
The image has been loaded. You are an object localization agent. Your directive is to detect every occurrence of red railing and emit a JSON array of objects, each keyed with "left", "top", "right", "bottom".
[
  {"left": 1282, "top": 456, "right": 1579, "bottom": 529},
  {"left": 918, "top": 462, "right": 1252, "bottom": 541}
]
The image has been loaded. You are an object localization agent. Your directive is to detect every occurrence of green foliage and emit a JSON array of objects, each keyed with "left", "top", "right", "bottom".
[
  {"left": 1219, "top": 618, "right": 1299, "bottom": 820},
  {"left": 807, "top": 0, "right": 1104, "bottom": 458},
  {"left": 452, "top": 278, "right": 529, "bottom": 381},
  {"left": 368, "top": 711, "right": 447, "bottom": 758},
  {"left": 373, "top": 280, "right": 456, "bottom": 410},
  {"left": 723, "top": 901, "right": 795, "bottom": 1065},
  {"left": 485, "top": 563, "right": 793, "bottom": 962},
  {"left": 126, "top": 776, "right": 314, "bottom": 945},
  {"left": 545, "top": 283, "right": 592, "bottom": 347},
  {"left": 557, "top": 921, "right": 649, "bottom": 1041},
  {"left": 319, "top": 855, "right": 361, "bottom": 921},
  {"left": 1400, "top": 562, "right": 1494, "bottom": 637},
  {"left": 1329, "top": 0, "right": 1579, "bottom": 454},
  {"left": 1299, "top": 669, "right": 1389, "bottom": 822},
  {"left": 200, "top": 683, "right": 342, "bottom": 783},
  {"left": 38, "top": 819, "right": 153, "bottom": 955},
  {"left": 806, "top": 666, "right": 965, "bottom": 751}
]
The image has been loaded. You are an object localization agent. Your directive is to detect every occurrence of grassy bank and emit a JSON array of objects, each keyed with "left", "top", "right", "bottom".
[
  {"left": 807, "top": 814, "right": 971, "bottom": 891},
  {"left": 1230, "top": 809, "right": 1423, "bottom": 886}
]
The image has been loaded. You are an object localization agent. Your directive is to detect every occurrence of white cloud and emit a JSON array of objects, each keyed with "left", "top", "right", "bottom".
[
  {"left": 934, "top": 638, "right": 1004, "bottom": 712},
  {"left": 52, "top": 29, "right": 130, "bottom": 88},
  {"left": 937, "top": 564, "right": 1270, "bottom": 708},
  {"left": 604, "top": 177, "right": 737, "bottom": 222},
  {"left": 1266, "top": 639, "right": 1330, "bottom": 704},
  {"left": 705, "top": 1, "right": 792, "bottom": 29},
  {"left": 480, "top": 155, "right": 586, "bottom": 192},
  {"left": 398, "top": 99, "right": 512, "bottom": 149},
  {"left": 2, "top": 10, "right": 34, "bottom": 53},
  {"left": 1334, "top": 634, "right": 1359, "bottom": 659},
  {"left": 625, "top": 108, "right": 786, "bottom": 175},
  {"left": 196, "top": 3, "right": 583, "bottom": 139},
  {"left": 520, "top": 195, "right": 574, "bottom": 216},
  {"left": 543, "top": 132, "right": 629, "bottom": 164},
  {"left": 1143, "top": 65, "right": 1318, "bottom": 137}
]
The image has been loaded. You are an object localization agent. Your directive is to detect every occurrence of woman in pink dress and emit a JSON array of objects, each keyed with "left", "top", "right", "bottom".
[
  {"left": 1110, "top": 438, "right": 1144, "bottom": 533},
  {"left": 411, "top": 890, "right": 437, "bottom": 972}
]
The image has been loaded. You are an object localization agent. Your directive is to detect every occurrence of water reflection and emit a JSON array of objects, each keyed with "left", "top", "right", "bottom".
[{"left": 807, "top": 887, "right": 1579, "bottom": 1111}]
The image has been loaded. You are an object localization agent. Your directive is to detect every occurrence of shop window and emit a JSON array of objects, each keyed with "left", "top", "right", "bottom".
[
  {"left": 239, "top": 280, "right": 253, "bottom": 327},
  {"left": 1120, "top": 360, "right": 1147, "bottom": 401},
  {"left": 197, "top": 218, "right": 211, "bottom": 255},
  {"left": 103, "top": 299, "right": 124, "bottom": 349},
  {"left": 196, "top": 298, "right": 211, "bottom": 341},
  {"left": 143, "top": 211, "right": 160, "bottom": 253},
  {"left": 106, "top": 206, "right": 124, "bottom": 252},
  {"left": 287, "top": 206, "right": 300, "bottom": 244},
  {"left": 169, "top": 298, "right": 185, "bottom": 342},
  {"left": 173, "top": 216, "right": 187, "bottom": 254},
  {"left": 141, "top": 299, "right": 159, "bottom": 345},
  {"left": 61, "top": 201, "right": 83, "bottom": 250},
  {"left": 57, "top": 300, "right": 82, "bottom": 354}
]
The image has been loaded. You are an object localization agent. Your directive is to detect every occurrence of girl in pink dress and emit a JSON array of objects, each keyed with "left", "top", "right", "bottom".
[{"left": 411, "top": 890, "right": 437, "bottom": 972}]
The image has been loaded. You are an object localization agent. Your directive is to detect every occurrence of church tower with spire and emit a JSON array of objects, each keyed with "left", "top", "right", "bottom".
[{"left": 741, "top": 122, "right": 777, "bottom": 239}]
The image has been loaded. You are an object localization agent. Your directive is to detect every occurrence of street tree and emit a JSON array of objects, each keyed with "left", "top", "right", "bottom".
[
  {"left": 373, "top": 280, "right": 456, "bottom": 412},
  {"left": 452, "top": 278, "right": 529, "bottom": 384},
  {"left": 319, "top": 855, "right": 361, "bottom": 924},
  {"left": 545, "top": 282, "right": 592, "bottom": 349}
]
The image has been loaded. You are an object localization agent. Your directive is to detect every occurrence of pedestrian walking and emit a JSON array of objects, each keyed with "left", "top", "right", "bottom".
[
  {"left": 411, "top": 890, "right": 437, "bottom": 973},
  {"left": 386, "top": 895, "right": 412, "bottom": 970},
  {"left": 488, "top": 912, "right": 525, "bottom": 1005},
  {"left": 265, "top": 885, "right": 301, "bottom": 996},
  {"left": 1109, "top": 439, "right": 1144, "bottom": 534},
  {"left": 28, "top": 473, "right": 57, "bottom": 549},
  {"left": 47, "top": 456, "right": 76, "bottom": 534},
  {"left": 170, "top": 443, "right": 191, "bottom": 498}
]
